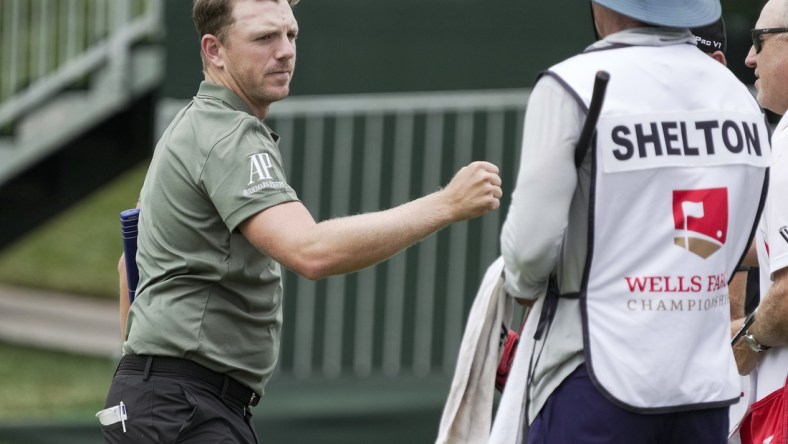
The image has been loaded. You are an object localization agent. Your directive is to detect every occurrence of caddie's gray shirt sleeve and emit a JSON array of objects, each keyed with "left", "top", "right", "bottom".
[{"left": 500, "top": 75, "right": 583, "bottom": 299}]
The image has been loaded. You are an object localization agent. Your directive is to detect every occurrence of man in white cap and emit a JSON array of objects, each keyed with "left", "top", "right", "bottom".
[
  {"left": 500, "top": 0, "right": 770, "bottom": 442},
  {"left": 732, "top": 1, "right": 788, "bottom": 443}
]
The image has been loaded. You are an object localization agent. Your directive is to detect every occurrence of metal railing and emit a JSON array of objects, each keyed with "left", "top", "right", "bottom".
[
  {"left": 162, "top": 88, "right": 529, "bottom": 380},
  {"left": 0, "top": 0, "right": 163, "bottom": 129}
]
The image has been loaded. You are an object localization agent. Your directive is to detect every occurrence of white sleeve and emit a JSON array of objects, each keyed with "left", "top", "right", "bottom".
[
  {"left": 766, "top": 121, "right": 788, "bottom": 277},
  {"left": 500, "top": 75, "right": 583, "bottom": 299}
]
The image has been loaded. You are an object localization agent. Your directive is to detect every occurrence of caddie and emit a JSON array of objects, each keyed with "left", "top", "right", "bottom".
[{"left": 500, "top": 0, "right": 770, "bottom": 442}]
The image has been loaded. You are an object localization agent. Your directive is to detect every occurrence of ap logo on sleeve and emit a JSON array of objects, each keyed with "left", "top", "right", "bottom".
[
  {"left": 243, "top": 152, "right": 287, "bottom": 197},
  {"left": 672, "top": 188, "right": 728, "bottom": 259}
]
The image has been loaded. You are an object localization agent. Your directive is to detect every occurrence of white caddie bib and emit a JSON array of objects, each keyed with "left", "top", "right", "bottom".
[{"left": 548, "top": 43, "right": 770, "bottom": 411}]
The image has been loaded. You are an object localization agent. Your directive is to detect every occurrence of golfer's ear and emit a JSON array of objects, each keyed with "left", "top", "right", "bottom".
[{"left": 201, "top": 34, "right": 224, "bottom": 68}]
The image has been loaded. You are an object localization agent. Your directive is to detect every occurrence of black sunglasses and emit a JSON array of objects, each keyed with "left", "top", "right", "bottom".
[{"left": 751, "top": 27, "right": 788, "bottom": 53}]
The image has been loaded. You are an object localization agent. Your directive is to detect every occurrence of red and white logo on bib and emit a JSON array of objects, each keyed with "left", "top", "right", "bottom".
[{"left": 672, "top": 188, "right": 728, "bottom": 259}]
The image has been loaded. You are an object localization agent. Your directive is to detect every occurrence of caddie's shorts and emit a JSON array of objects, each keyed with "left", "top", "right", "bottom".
[
  {"left": 527, "top": 363, "right": 729, "bottom": 444},
  {"left": 99, "top": 355, "right": 259, "bottom": 444}
]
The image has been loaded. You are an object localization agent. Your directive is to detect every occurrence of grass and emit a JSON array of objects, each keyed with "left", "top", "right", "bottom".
[
  {"left": 0, "top": 162, "right": 147, "bottom": 299},
  {"left": 0, "top": 342, "right": 116, "bottom": 422}
]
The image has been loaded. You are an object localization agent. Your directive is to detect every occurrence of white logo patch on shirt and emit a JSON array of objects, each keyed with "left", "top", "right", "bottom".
[
  {"left": 249, "top": 153, "right": 274, "bottom": 184},
  {"left": 243, "top": 152, "right": 286, "bottom": 197}
]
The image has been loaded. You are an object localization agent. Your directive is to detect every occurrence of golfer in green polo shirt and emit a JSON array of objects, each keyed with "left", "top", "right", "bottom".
[{"left": 99, "top": 0, "right": 502, "bottom": 442}]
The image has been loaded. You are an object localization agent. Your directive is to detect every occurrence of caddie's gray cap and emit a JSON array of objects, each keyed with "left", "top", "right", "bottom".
[{"left": 592, "top": 0, "right": 721, "bottom": 27}]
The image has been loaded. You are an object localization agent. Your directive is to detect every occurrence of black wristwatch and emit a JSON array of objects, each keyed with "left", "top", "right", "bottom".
[{"left": 743, "top": 330, "right": 771, "bottom": 353}]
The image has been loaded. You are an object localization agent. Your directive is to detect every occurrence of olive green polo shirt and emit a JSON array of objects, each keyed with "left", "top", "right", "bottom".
[{"left": 124, "top": 81, "right": 299, "bottom": 395}]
